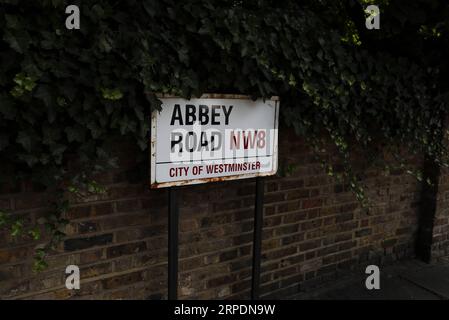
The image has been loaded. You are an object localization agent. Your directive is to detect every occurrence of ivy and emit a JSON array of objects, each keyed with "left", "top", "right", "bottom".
[
  {"left": 1, "top": 0, "right": 449, "bottom": 269},
  {"left": 100, "top": 88, "right": 124, "bottom": 101}
]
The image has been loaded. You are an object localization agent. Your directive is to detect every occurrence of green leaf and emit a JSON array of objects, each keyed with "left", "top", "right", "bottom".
[
  {"left": 29, "top": 227, "right": 41, "bottom": 240},
  {"left": 5, "top": 28, "right": 32, "bottom": 53},
  {"left": 0, "top": 211, "right": 8, "bottom": 227},
  {"left": 33, "top": 258, "right": 48, "bottom": 273},
  {"left": 11, "top": 219, "right": 24, "bottom": 237},
  {"left": 101, "top": 88, "right": 124, "bottom": 100},
  {"left": 17, "top": 131, "right": 32, "bottom": 152},
  {"left": 5, "top": 14, "right": 20, "bottom": 29}
]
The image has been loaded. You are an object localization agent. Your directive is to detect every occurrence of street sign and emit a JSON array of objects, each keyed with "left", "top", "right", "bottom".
[{"left": 151, "top": 94, "right": 279, "bottom": 188}]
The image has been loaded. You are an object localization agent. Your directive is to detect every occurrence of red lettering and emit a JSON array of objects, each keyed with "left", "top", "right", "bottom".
[
  {"left": 230, "top": 131, "right": 240, "bottom": 149},
  {"left": 169, "top": 167, "right": 189, "bottom": 177}
]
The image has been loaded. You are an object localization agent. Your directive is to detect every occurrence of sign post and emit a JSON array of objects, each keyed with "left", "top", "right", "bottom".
[
  {"left": 150, "top": 94, "right": 279, "bottom": 300},
  {"left": 168, "top": 187, "right": 179, "bottom": 300},
  {"left": 251, "top": 177, "right": 265, "bottom": 300}
]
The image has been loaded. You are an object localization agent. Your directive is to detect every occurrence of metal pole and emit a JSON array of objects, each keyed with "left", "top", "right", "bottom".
[
  {"left": 168, "top": 187, "right": 179, "bottom": 300},
  {"left": 251, "top": 177, "right": 265, "bottom": 300}
]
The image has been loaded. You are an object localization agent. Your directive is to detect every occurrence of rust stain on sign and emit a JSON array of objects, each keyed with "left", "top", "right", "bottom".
[{"left": 150, "top": 94, "right": 279, "bottom": 189}]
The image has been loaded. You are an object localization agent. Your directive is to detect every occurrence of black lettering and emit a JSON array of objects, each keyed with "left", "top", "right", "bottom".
[
  {"left": 171, "top": 132, "right": 183, "bottom": 152},
  {"left": 211, "top": 105, "right": 220, "bottom": 125},
  {"left": 170, "top": 104, "right": 183, "bottom": 125},
  {"left": 199, "top": 105, "right": 209, "bottom": 125},
  {"left": 211, "top": 132, "right": 222, "bottom": 151},
  {"left": 200, "top": 132, "right": 209, "bottom": 151},
  {"left": 186, "top": 104, "right": 196, "bottom": 125},
  {"left": 185, "top": 131, "right": 196, "bottom": 152},
  {"left": 222, "top": 105, "right": 233, "bottom": 125}
]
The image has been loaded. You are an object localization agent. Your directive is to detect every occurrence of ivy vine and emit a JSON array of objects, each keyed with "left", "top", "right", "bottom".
[{"left": 1, "top": 0, "right": 449, "bottom": 270}]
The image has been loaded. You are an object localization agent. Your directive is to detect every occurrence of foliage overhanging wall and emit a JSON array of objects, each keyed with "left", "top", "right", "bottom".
[{"left": 1, "top": 0, "right": 449, "bottom": 265}]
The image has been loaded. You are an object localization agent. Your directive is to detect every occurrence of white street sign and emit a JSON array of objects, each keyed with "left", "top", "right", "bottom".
[{"left": 150, "top": 94, "right": 279, "bottom": 188}]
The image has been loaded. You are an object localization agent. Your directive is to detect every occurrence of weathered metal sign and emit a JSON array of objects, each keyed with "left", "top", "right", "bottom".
[{"left": 150, "top": 94, "right": 279, "bottom": 188}]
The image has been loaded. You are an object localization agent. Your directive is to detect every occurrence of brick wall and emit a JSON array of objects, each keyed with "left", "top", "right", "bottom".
[
  {"left": 0, "top": 128, "right": 427, "bottom": 299},
  {"left": 431, "top": 168, "right": 449, "bottom": 259}
]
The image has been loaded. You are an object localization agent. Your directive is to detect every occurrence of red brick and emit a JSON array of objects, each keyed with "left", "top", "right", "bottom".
[
  {"left": 301, "top": 198, "right": 323, "bottom": 209},
  {"left": 0, "top": 130, "right": 430, "bottom": 300}
]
